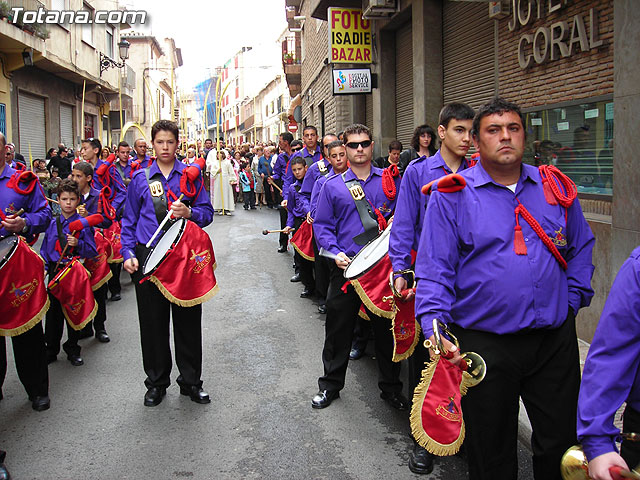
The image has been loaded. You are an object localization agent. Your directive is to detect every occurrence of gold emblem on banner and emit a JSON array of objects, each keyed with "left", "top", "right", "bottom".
[
  {"left": 349, "top": 184, "right": 365, "bottom": 201},
  {"left": 149, "top": 181, "right": 164, "bottom": 197}
]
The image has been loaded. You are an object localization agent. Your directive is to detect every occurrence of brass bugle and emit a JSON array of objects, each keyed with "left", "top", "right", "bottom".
[{"left": 560, "top": 445, "right": 640, "bottom": 480}]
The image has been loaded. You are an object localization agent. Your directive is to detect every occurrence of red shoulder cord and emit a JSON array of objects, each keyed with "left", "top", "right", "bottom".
[
  {"left": 381, "top": 164, "right": 399, "bottom": 200},
  {"left": 7, "top": 170, "right": 38, "bottom": 195},
  {"left": 512, "top": 166, "right": 577, "bottom": 270},
  {"left": 99, "top": 186, "right": 116, "bottom": 221}
]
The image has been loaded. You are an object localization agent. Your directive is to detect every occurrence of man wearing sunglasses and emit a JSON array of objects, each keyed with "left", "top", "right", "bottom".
[{"left": 311, "top": 124, "right": 406, "bottom": 411}]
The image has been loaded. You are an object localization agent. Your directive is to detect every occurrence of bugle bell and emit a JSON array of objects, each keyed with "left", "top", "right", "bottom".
[{"left": 560, "top": 444, "right": 640, "bottom": 480}]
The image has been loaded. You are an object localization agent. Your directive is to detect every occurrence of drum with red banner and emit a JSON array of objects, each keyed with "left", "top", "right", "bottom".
[
  {"left": 142, "top": 219, "right": 218, "bottom": 307},
  {"left": 84, "top": 230, "right": 113, "bottom": 290},
  {"left": 0, "top": 235, "right": 49, "bottom": 336},
  {"left": 103, "top": 221, "right": 123, "bottom": 263},
  {"left": 48, "top": 258, "right": 97, "bottom": 330},
  {"left": 291, "top": 220, "right": 314, "bottom": 261}
]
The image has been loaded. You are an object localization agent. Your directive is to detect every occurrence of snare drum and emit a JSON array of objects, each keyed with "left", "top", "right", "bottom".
[
  {"left": 343, "top": 225, "right": 395, "bottom": 319},
  {"left": 0, "top": 235, "right": 49, "bottom": 336},
  {"left": 142, "top": 219, "right": 218, "bottom": 307},
  {"left": 48, "top": 258, "right": 97, "bottom": 330}
]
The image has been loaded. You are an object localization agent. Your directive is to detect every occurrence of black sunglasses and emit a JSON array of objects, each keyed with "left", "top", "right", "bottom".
[{"left": 345, "top": 140, "right": 372, "bottom": 149}]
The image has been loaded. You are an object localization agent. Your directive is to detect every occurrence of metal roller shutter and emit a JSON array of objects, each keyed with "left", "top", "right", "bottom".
[
  {"left": 18, "top": 92, "right": 46, "bottom": 160},
  {"left": 60, "top": 104, "right": 74, "bottom": 148},
  {"left": 395, "top": 23, "right": 413, "bottom": 147},
  {"left": 365, "top": 93, "right": 373, "bottom": 132},
  {"left": 443, "top": 2, "right": 495, "bottom": 110}
]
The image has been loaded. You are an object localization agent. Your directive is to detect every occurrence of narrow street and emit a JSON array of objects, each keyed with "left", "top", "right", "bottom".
[{"left": 1, "top": 207, "right": 533, "bottom": 479}]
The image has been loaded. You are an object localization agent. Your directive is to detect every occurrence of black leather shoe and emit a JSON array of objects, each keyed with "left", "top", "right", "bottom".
[
  {"left": 277, "top": 246, "right": 287, "bottom": 253},
  {"left": 95, "top": 330, "right": 110, "bottom": 343},
  {"left": 380, "top": 391, "right": 409, "bottom": 411},
  {"left": 349, "top": 347, "right": 364, "bottom": 360},
  {"left": 408, "top": 442, "right": 435, "bottom": 474},
  {"left": 318, "top": 304, "right": 327, "bottom": 314},
  {"left": 311, "top": 390, "right": 340, "bottom": 409},
  {"left": 110, "top": 293, "right": 121, "bottom": 301},
  {"left": 143, "top": 387, "right": 166, "bottom": 407},
  {"left": 179, "top": 385, "right": 211, "bottom": 404},
  {"left": 0, "top": 462, "right": 10, "bottom": 480},
  {"left": 300, "top": 289, "right": 313, "bottom": 298},
  {"left": 290, "top": 273, "right": 301, "bottom": 282},
  {"left": 67, "top": 354, "right": 84, "bottom": 366},
  {"left": 31, "top": 395, "right": 50, "bottom": 411}
]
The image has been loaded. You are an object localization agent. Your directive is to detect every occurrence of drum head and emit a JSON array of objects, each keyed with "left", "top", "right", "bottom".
[
  {"left": 344, "top": 225, "right": 391, "bottom": 280},
  {"left": 143, "top": 219, "right": 186, "bottom": 275},
  {"left": 0, "top": 236, "right": 18, "bottom": 270}
]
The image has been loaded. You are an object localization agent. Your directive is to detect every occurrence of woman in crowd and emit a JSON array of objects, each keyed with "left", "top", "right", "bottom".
[{"left": 208, "top": 148, "right": 236, "bottom": 215}]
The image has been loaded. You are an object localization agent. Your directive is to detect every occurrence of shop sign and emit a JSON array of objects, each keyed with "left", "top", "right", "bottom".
[
  {"left": 509, "top": 1, "right": 604, "bottom": 69},
  {"left": 328, "top": 8, "right": 372, "bottom": 64},
  {"left": 332, "top": 68, "right": 372, "bottom": 95}
]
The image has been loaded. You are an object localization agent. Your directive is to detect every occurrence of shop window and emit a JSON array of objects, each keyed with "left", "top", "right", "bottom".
[{"left": 524, "top": 99, "right": 613, "bottom": 196}]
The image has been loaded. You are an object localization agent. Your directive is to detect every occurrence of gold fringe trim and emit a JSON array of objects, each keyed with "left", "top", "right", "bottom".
[
  {"left": 149, "top": 276, "right": 220, "bottom": 307},
  {"left": 291, "top": 242, "right": 315, "bottom": 262},
  {"left": 65, "top": 299, "right": 98, "bottom": 331},
  {"left": 350, "top": 278, "right": 394, "bottom": 319},
  {"left": 358, "top": 308, "right": 371, "bottom": 321},
  {"left": 0, "top": 296, "right": 50, "bottom": 337},
  {"left": 107, "top": 257, "right": 124, "bottom": 264},
  {"left": 410, "top": 358, "right": 466, "bottom": 456},
  {"left": 91, "top": 271, "right": 113, "bottom": 291},
  {"left": 391, "top": 318, "right": 421, "bottom": 362}
]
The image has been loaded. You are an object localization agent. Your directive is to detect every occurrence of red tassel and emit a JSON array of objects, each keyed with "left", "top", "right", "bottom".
[
  {"left": 542, "top": 178, "right": 558, "bottom": 205},
  {"left": 514, "top": 225, "right": 527, "bottom": 255}
]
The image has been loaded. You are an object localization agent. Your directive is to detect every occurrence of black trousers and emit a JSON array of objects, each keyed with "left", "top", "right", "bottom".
[
  {"left": 108, "top": 262, "right": 122, "bottom": 296},
  {"left": 312, "top": 235, "right": 330, "bottom": 306},
  {"left": 318, "top": 264, "right": 401, "bottom": 394},
  {"left": 622, "top": 405, "right": 640, "bottom": 470},
  {"left": 0, "top": 322, "right": 48, "bottom": 398},
  {"left": 133, "top": 245, "right": 203, "bottom": 389},
  {"left": 451, "top": 309, "right": 580, "bottom": 480},
  {"left": 45, "top": 294, "right": 80, "bottom": 357},
  {"left": 274, "top": 180, "right": 288, "bottom": 249},
  {"left": 293, "top": 217, "right": 315, "bottom": 292},
  {"left": 243, "top": 190, "right": 256, "bottom": 209},
  {"left": 264, "top": 178, "right": 275, "bottom": 207}
]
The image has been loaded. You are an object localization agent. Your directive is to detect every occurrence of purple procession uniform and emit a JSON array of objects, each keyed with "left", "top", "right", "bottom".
[
  {"left": 578, "top": 246, "right": 640, "bottom": 466},
  {"left": 309, "top": 167, "right": 335, "bottom": 219},
  {"left": 414, "top": 160, "right": 595, "bottom": 479},
  {"left": 92, "top": 158, "right": 126, "bottom": 216},
  {"left": 286, "top": 179, "right": 310, "bottom": 228},
  {"left": 300, "top": 157, "right": 332, "bottom": 200},
  {"left": 389, "top": 151, "right": 473, "bottom": 273}
]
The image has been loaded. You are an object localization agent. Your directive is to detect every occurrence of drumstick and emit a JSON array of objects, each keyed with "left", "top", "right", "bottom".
[
  {"left": 262, "top": 228, "right": 288, "bottom": 235},
  {"left": 267, "top": 178, "right": 282, "bottom": 194},
  {"left": 146, "top": 194, "right": 185, "bottom": 248},
  {"left": 46, "top": 197, "right": 60, "bottom": 205},
  {"left": 319, "top": 248, "right": 341, "bottom": 260}
]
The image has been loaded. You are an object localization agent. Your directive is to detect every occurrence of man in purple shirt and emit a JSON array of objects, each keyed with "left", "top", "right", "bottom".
[
  {"left": 80, "top": 138, "right": 126, "bottom": 217},
  {"left": 577, "top": 246, "right": 640, "bottom": 480},
  {"left": 132, "top": 138, "right": 152, "bottom": 169},
  {"left": 311, "top": 124, "right": 406, "bottom": 411},
  {"left": 389, "top": 102, "right": 475, "bottom": 475},
  {"left": 271, "top": 132, "right": 295, "bottom": 253},
  {"left": 0, "top": 131, "right": 52, "bottom": 413},
  {"left": 122, "top": 120, "right": 214, "bottom": 408},
  {"left": 292, "top": 125, "right": 322, "bottom": 169},
  {"left": 415, "top": 97, "right": 595, "bottom": 479}
]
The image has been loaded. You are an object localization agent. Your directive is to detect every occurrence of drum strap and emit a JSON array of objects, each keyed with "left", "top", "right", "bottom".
[
  {"left": 144, "top": 168, "right": 171, "bottom": 231},
  {"left": 55, "top": 216, "right": 67, "bottom": 251},
  {"left": 116, "top": 163, "right": 127, "bottom": 183},
  {"left": 342, "top": 174, "right": 380, "bottom": 245}
]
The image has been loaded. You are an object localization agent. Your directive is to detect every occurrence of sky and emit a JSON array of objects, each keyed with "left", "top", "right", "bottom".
[{"left": 125, "top": 0, "right": 289, "bottom": 90}]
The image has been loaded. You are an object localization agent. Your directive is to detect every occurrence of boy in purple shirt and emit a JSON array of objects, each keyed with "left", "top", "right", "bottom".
[
  {"left": 415, "top": 98, "right": 594, "bottom": 479},
  {"left": 41, "top": 179, "right": 97, "bottom": 367},
  {"left": 122, "top": 120, "right": 214, "bottom": 408},
  {"left": 283, "top": 157, "right": 314, "bottom": 298},
  {"left": 577, "top": 246, "right": 640, "bottom": 479},
  {"left": 311, "top": 124, "right": 406, "bottom": 411}
]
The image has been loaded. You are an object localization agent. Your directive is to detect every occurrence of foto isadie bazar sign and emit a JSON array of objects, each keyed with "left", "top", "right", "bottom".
[{"left": 328, "top": 8, "right": 372, "bottom": 64}]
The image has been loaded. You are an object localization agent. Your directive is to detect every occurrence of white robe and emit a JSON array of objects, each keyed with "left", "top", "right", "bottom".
[{"left": 207, "top": 151, "right": 235, "bottom": 211}]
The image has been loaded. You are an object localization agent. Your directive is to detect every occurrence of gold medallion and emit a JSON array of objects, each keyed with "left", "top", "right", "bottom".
[{"left": 149, "top": 181, "right": 164, "bottom": 197}]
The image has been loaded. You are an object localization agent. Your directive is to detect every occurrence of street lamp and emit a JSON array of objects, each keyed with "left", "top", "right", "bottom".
[{"left": 100, "top": 38, "right": 130, "bottom": 77}]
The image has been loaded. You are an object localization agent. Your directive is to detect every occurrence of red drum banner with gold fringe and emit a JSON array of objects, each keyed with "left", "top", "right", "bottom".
[
  {"left": 0, "top": 236, "right": 49, "bottom": 336},
  {"left": 411, "top": 356, "right": 473, "bottom": 456},
  {"left": 85, "top": 230, "right": 112, "bottom": 291},
  {"left": 148, "top": 220, "right": 218, "bottom": 307},
  {"left": 291, "top": 221, "right": 314, "bottom": 261},
  {"left": 48, "top": 258, "right": 97, "bottom": 330},
  {"left": 350, "top": 254, "right": 394, "bottom": 319},
  {"left": 103, "top": 221, "right": 123, "bottom": 263},
  {"left": 390, "top": 296, "right": 420, "bottom": 362}
]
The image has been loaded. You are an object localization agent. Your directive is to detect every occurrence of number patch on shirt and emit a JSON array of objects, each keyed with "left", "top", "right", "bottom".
[{"left": 149, "top": 181, "right": 164, "bottom": 197}]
